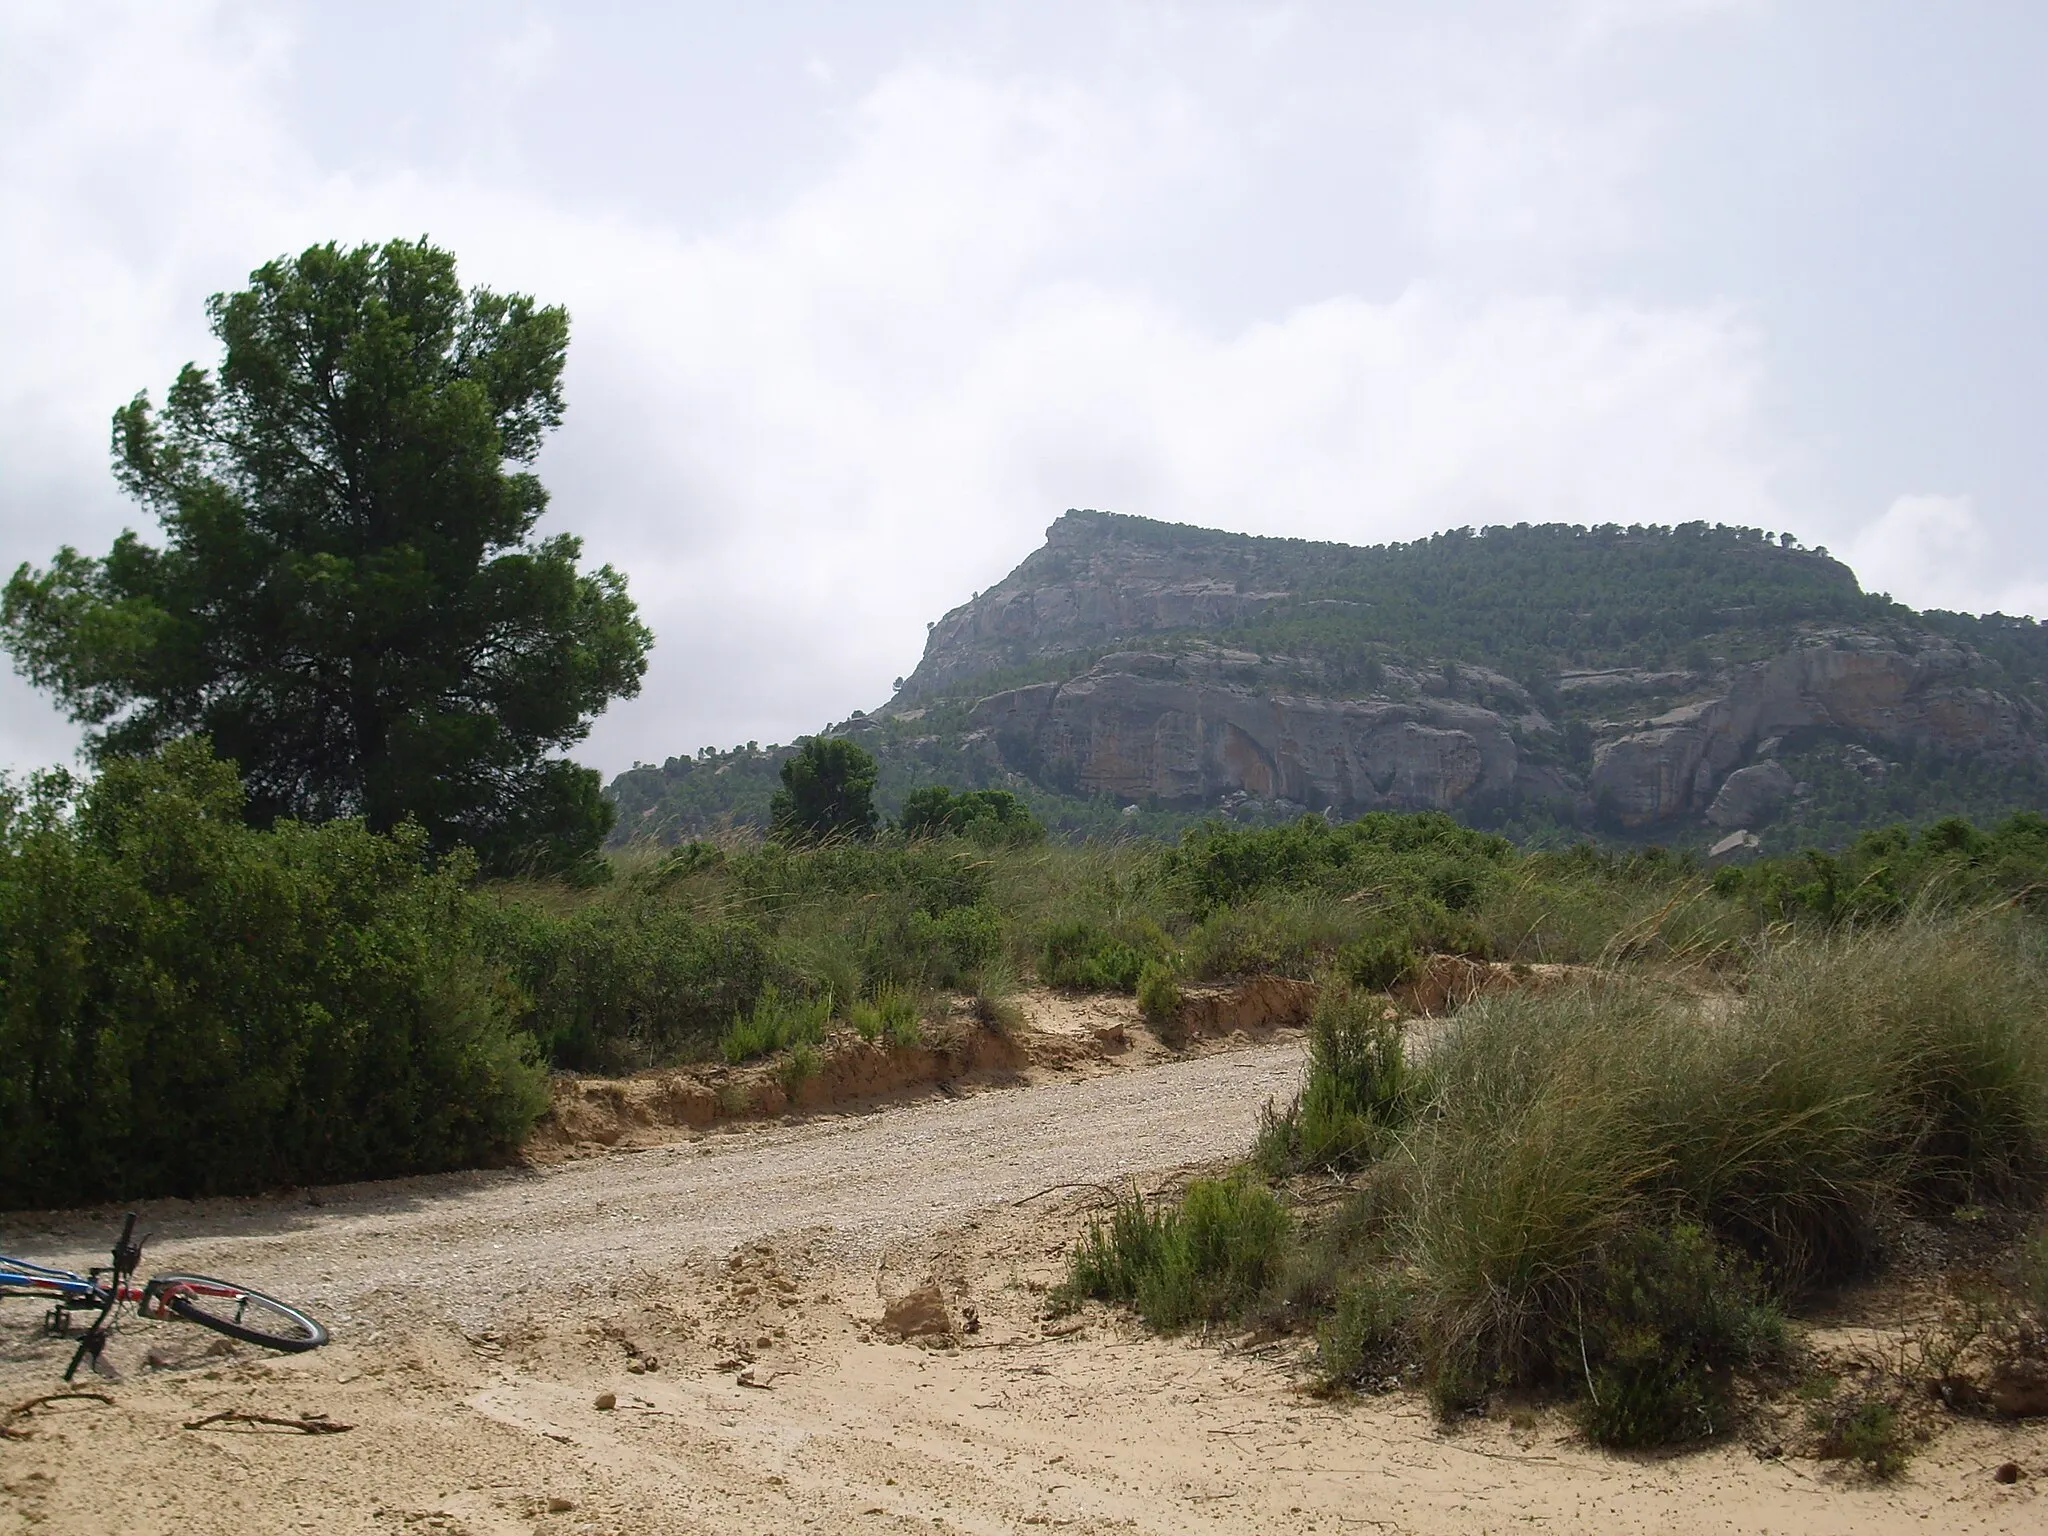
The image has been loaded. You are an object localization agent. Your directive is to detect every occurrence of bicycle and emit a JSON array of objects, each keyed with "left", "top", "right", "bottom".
[{"left": 0, "top": 1214, "right": 329, "bottom": 1380}]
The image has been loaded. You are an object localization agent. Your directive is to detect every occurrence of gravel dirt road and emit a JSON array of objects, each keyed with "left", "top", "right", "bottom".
[{"left": 4, "top": 1033, "right": 2043, "bottom": 1535}]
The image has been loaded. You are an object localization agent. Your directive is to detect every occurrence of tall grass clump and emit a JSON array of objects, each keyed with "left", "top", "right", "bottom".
[
  {"left": 1257, "top": 980, "right": 1419, "bottom": 1176},
  {"left": 1399, "top": 912, "right": 2048, "bottom": 1415},
  {"left": 1061, "top": 1176, "right": 1291, "bottom": 1331},
  {"left": 850, "top": 984, "right": 924, "bottom": 1048},
  {"left": 720, "top": 985, "right": 833, "bottom": 1064}
]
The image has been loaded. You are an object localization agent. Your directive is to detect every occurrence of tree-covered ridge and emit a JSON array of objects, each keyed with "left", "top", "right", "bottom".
[
  {"left": 944, "top": 512, "right": 1909, "bottom": 696},
  {"left": 1238, "top": 521, "right": 1889, "bottom": 677},
  {"left": 608, "top": 513, "right": 2048, "bottom": 850}
]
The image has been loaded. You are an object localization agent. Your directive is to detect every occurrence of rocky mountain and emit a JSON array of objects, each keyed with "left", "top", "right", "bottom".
[{"left": 609, "top": 511, "right": 2048, "bottom": 850}]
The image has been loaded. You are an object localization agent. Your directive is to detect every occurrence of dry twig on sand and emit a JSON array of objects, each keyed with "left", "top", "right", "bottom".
[
  {"left": 2, "top": 1390, "right": 116, "bottom": 1439},
  {"left": 182, "top": 1409, "right": 354, "bottom": 1435}
]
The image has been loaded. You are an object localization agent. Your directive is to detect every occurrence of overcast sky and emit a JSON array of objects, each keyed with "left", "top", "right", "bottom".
[{"left": 3, "top": 1, "right": 2044, "bottom": 776}]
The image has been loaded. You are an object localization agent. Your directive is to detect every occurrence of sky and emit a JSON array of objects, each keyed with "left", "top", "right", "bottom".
[{"left": 2, "top": 1, "right": 2045, "bottom": 777}]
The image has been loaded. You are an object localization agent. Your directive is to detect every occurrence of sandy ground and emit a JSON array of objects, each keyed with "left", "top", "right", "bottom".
[{"left": 4, "top": 1035, "right": 2045, "bottom": 1535}]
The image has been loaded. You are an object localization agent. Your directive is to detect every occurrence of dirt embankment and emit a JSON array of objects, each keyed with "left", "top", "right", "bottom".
[{"left": 528, "top": 976, "right": 1320, "bottom": 1161}]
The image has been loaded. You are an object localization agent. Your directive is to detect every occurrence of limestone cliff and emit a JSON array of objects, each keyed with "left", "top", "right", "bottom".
[
  {"left": 878, "top": 512, "right": 2048, "bottom": 836},
  {"left": 613, "top": 512, "right": 2048, "bottom": 844}
]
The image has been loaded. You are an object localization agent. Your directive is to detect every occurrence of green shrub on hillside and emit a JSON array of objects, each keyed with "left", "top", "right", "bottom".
[
  {"left": 0, "top": 740, "right": 546, "bottom": 1208},
  {"left": 1136, "top": 960, "right": 1182, "bottom": 1024},
  {"left": 487, "top": 899, "right": 772, "bottom": 1071},
  {"left": 1061, "top": 1176, "right": 1291, "bottom": 1331},
  {"left": 1162, "top": 811, "right": 1513, "bottom": 913},
  {"left": 769, "top": 736, "right": 879, "bottom": 842},
  {"left": 900, "top": 784, "right": 1046, "bottom": 845},
  {"left": 721, "top": 985, "right": 833, "bottom": 1064},
  {"left": 1039, "top": 916, "right": 1173, "bottom": 991}
]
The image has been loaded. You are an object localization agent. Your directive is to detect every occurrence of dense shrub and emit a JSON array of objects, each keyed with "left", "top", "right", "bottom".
[
  {"left": 1568, "top": 1223, "right": 1784, "bottom": 1447},
  {"left": 1061, "top": 1176, "right": 1291, "bottom": 1331},
  {"left": 1257, "top": 982, "right": 1416, "bottom": 1176},
  {"left": 487, "top": 899, "right": 771, "bottom": 1071},
  {"left": 768, "top": 736, "right": 879, "bottom": 842},
  {"left": 900, "top": 785, "right": 1046, "bottom": 846},
  {"left": 1039, "top": 918, "right": 1166, "bottom": 991},
  {"left": 1717, "top": 811, "right": 2048, "bottom": 922},
  {"left": 1317, "top": 1271, "right": 1414, "bottom": 1389},
  {"left": 1162, "top": 812, "right": 1515, "bottom": 917},
  {"left": 1136, "top": 960, "right": 1182, "bottom": 1024},
  {"left": 0, "top": 741, "right": 546, "bottom": 1208}
]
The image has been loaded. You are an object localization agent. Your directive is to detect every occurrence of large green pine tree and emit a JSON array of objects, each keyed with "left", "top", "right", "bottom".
[{"left": 2, "top": 238, "right": 651, "bottom": 874}]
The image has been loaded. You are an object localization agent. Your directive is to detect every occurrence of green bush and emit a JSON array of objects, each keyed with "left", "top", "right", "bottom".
[
  {"left": 1569, "top": 1223, "right": 1784, "bottom": 1448},
  {"left": 1813, "top": 1397, "right": 1912, "bottom": 1478},
  {"left": 769, "top": 736, "right": 878, "bottom": 842},
  {"left": 1039, "top": 918, "right": 1164, "bottom": 991},
  {"left": 849, "top": 985, "right": 923, "bottom": 1046},
  {"left": 1257, "top": 982, "right": 1417, "bottom": 1176},
  {"left": 487, "top": 899, "right": 771, "bottom": 1071},
  {"left": 1318, "top": 1271, "right": 1414, "bottom": 1389},
  {"left": 1182, "top": 891, "right": 1355, "bottom": 980},
  {"left": 900, "top": 785, "right": 1046, "bottom": 846},
  {"left": 720, "top": 985, "right": 833, "bottom": 1064},
  {"left": 1136, "top": 960, "right": 1182, "bottom": 1024},
  {"left": 0, "top": 741, "right": 547, "bottom": 1208},
  {"left": 1059, "top": 1176, "right": 1291, "bottom": 1332},
  {"left": 1340, "top": 930, "right": 1418, "bottom": 991},
  {"left": 1162, "top": 812, "right": 1514, "bottom": 918}
]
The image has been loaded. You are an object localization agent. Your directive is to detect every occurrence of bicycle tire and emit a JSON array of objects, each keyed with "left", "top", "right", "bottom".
[{"left": 145, "top": 1273, "right": 329, "bottom": 1352}]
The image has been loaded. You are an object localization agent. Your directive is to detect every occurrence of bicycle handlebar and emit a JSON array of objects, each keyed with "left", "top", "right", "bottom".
[{"left": 113, "top": 1213, "right": 142, "bottom": 1277}]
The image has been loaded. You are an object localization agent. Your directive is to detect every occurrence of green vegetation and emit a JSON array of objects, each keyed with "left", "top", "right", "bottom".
[
  {"left": 1, "top": 239, "right": 650, "bottom": 877},
  {"left": 770, "top": 736, "right": 880, "bottom": 842},
  {"left": 721, "top": 985, "right": 833, "bottom": 1065},
  {"left": 1059, "top": 911, "right": 2048, "bottom": 1445},
  {"left": 1060, "top": 1175, "right": 1292, "bottom": 1331},
  {"left": 900, "top": 785, "right": 1045, "bottom": 845},
  {"left": 0, "top": 740, "right": 546, "bottom": 1210}
]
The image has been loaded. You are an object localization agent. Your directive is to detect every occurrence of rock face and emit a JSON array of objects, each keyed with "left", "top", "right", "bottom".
[
  {"left": 878, "top": 512, "right": 2047, "bottom": 832},
  {"left": 1589, "top": 632, "right": 2039, "bottom": 826},
  {"left": 966, "top": 654, "right": 1554, "bottom": 815},
  {"left": 902, "top": 513, "right": 1305, "bottom": 699},
  {"left": 1705, "top": 762, "right": 1796, "bottom": 829}
]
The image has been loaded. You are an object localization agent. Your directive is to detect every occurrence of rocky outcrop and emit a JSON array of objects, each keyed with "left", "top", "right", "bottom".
[
  {"left": 1705, "top": 761, "right": 1796, "bottom": 829},
  {"left": 872, "top": 514, "right": 2047, "bottom": 834},
  {"left": 965, "top": 654, "right": 1553, "bottom": 815},
  {"left": 901, "top": 512, "right": 1312, "bottom": 698},
  {"left": 1589, "top": 631, "right": 2042, "bottom": 826}
]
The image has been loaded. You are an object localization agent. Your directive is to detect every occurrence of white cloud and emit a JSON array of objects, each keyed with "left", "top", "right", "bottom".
[
  {"left": 1844, "top": 494, "right": 2048, "bottom": 620},
  {"left": 1, "top": 0, "right": 1791, "bottom": 778}
]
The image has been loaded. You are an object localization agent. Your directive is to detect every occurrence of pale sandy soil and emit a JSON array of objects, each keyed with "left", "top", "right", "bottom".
[{"left": 3, "top": 1032, "right": 2044, "bottom": 1535}]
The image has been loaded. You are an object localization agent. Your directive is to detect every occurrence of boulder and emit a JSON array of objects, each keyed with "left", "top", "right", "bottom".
[
  {"left": 1707, "top": 829, "right": 1762, "bottom": 865},
  {"left": 1706, "top": 761, "right": 1796, "bottom": 828}
]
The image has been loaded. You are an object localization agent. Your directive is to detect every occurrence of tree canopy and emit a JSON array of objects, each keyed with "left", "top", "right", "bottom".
[
  {"left": 1, "top": 238, "right": 650, "bottom": 874},
  {"left": 770, "top": 737, "right": 879, "bottom": 842}
]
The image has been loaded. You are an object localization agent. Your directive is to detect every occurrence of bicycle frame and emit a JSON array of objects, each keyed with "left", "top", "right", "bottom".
[{"left": 0, "top": 1258, "right": 145, "bottom": 1310}]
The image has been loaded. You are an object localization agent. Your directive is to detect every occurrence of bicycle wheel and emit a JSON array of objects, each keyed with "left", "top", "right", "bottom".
[{"left": 144, "top": 1274, "right": 329, "bottom": 1352}]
